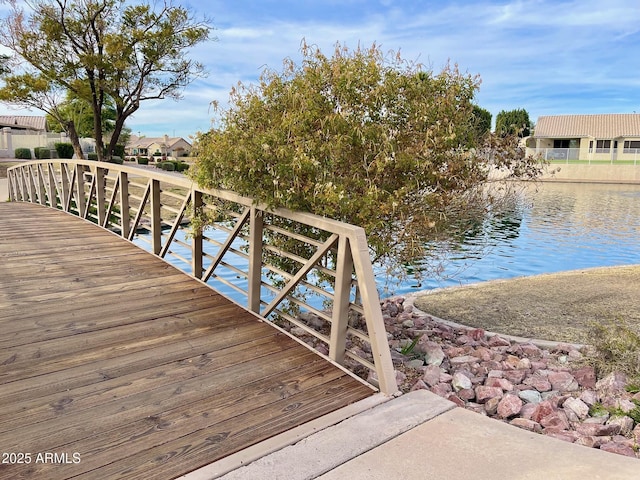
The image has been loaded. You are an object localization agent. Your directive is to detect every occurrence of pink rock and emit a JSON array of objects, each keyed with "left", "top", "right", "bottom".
[
  {"left": 509, "top": 418, "right": 542, "bottom": 433},
  {"left": 455, "top": 334, "right": 473, "bottom": 345},
  {"left": 458, "top": 388, "right": 476, "bottom": 401},
  {"left": 573, "top": 366, "right": 596, "bottom": 388},
  {"left": 563, "top": 397, "right": 590, "bottom": 420},
  {"left": 446, "top": 393, "right": 466, "bottom": 407},
  {"left": 531, "top": 401, "right": 556, "bottom": 423},
  {"left": 422, "top": 365, "right": 442, "bottom": 387},
  {"left": 596, "top": 372, "right": 628, "bottom": 396},
  {"left": 430, "top": 382, "right": 453, "bottom": 397},
  {"left": 540, "top": 411, "right": 570, "bottom": 431},
  {"left": 548, "top": 371, "right": 579, "bottom": 391},
  {"left": 545, "top": 431, "right": 578, "bottom": 443},
  {"left": 487, "top": 369, "right": 504, "bottom": 378},
  {"left": 452, "top": 371, "right": 473, "bottom": 391},
  {"left": 633, "top": 424, "right": 640, "bottom": 444},
  {"left": 520, "top": 403, "right": 537, "bottom": 420},
  {"left": 420, "top": 341, "right": 445, "bottom": 366},
  {"left": 469, "top": 328, "right": 485, "bottom": 341},
  {"left": 475, "top": 386, "right": 504, "bottom": 403},
  {"left": 488, "top": 335, "right": 511, "bottom": 347},
  {"left": 497, "top": 394, "right": 523, "bottom": 419},
  {"left": 579, "top": 389, "right": 598, "bottom": 406},
  {"left": 524, "top": 373, "right": 552, "bottom": 392},
  {"left": 503, "top": 369, "right": 528, "bottom": 385},
  {"left": 485, "top": 377, "right": 514, "bottom": 392},
  {"left": 575, "top": 436, "right": 612, "bottom": 448},
  {"left": 599, "top": 442, "right": 637, "bottom": 458},
  {"left": 450, "top": 355, "right": 479, "bottom": 366},
  {"left": 576, "top": 423, "right": 622, "bottom": 436},
  {"left": 520, "top": 343, "right": 542, "bottom": 358},
  {"left": 410, "top": 380, "right": 429, "bottom": 391},
  {"left": 503, "top": 354, "right": 521, "bottom": 369},
  {"left": 472, "top": 346, "right": 493, "bottom": 362}
]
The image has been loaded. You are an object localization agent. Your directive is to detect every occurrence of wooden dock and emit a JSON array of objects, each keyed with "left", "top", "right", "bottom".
[{"left": 0, "top": 203, "right": 374, "bottom": 479}]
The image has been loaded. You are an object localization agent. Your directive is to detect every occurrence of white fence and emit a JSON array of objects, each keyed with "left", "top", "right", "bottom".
[{"left": 0, "top": 127, "right": 95, "bottom": 158}]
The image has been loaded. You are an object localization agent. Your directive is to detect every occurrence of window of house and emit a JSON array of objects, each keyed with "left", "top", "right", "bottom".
[
  {"left": 553, "top": 139, "right": 570, "bottom": 148},
  {"left": 624, "top": 140, "right": 640, "bottom": 151},
  {"left": 596, "top": 140, "right": 611, "bottom": 149}
]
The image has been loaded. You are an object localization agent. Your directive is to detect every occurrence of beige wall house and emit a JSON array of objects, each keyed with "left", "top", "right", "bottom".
[
  {"left": 525, "top": 113, "right": 640, "bottom": 162},
  {"left": 126, "top": 135, "right": 191, "bottom": 159}
]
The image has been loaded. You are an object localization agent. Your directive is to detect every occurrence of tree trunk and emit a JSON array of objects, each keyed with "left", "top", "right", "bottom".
[{"left": 65, "top": 121, "right": 85, "bottom": 159}]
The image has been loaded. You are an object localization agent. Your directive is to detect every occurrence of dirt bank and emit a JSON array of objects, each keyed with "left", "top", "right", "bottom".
[{"left": 412, "top": 265, "right": 640, "bottom": 344}]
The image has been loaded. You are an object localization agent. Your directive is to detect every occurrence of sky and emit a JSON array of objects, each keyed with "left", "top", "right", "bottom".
[{"left": 1, "top": 0, "right": 640, "bottom": 140}]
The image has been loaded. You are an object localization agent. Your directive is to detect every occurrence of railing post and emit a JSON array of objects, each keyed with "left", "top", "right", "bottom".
[
  {"left": 46, "top": 163, "right": 56, "bottom": 208},
  {"left": 247, "top": 206, "right": 264, "bottom": 313},
  {"left": 349, "top": 229, "right": 399, "bottom": 396},
  {"left": 95, "top": 166, "right": 106, "bottom": 226},
  {"left": 150, "top": 178, "right": 162, "bottom": 255},
  {"left": 191, "top": 190, "right": 203, "bottom": 279},
  {"left": 26, "top": 164, "right": 37, "bottom": 202},
  {"left": 75, "top": 164, "right": 86, "bottom": 216},
  {"left": 119, "top": 171, "right": 130, "bottom": 239},
  {"left": 329, "top": 235, "right": 353, "bottom": 364},
  {"left": 36, "top": 164, "right": 46, "bottom": 205}
]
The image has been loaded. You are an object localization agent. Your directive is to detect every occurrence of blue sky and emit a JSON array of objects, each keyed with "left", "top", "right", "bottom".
[{"left": 2, "top": 0, "right": 640, "bottom": 140}]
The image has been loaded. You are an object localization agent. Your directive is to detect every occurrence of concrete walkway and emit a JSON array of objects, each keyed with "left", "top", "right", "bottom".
[{"left": 185, "top": 390, "right": 639, "bottom": 480}]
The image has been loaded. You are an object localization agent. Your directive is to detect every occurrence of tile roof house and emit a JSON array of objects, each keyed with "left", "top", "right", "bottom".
[
  {"left": 125, "top": 135, "right": 191, "bottom": 159},
  {"left": 0, "top": 115, "right": 47, "bottom": 132},
  {"left": 526, "top": 113, "right": 640, "bottom": 162}
]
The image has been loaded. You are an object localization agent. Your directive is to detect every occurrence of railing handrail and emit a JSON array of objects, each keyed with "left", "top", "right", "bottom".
[{"left": 7, "top": 159, "right": 399, "bottom": 396}]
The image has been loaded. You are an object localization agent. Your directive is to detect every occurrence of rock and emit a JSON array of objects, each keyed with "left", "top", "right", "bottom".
[
  {"left": 484, "top": 396, "right": 501, "bottom": 415},
  {"left": 607, "top": 416, "right": 635, "bottom": 437},
  {"left": 596, "top": 372, "right": 628, "bottom": 397},
  {"left": 497, "top": 394, "right": 523, "bottom": 419},
  {"left": 563, "top": 397, "right": 590, "bottom": 420},
  {"left": 421, "top": 341, "right": 445, "bottom": 366},
  {"left": 576, "top": 423, "right": 622, "bottom": 436},
  {"left": 540, "top": 411, "right": 570, "bottom": 431},
  {"left": 446, "top": 393, "right": 466, "bottom": 407},
  {"left": 405, "top": 359, "right": 425, "bottom": 369},
  {"left": 520, "top": 343, "right": 542, "bottom": 357},
  {"left": 518, "top": 389, "right": 542, "bottom": 404},
  {"left": 430, "top": 382, "right": 452, "bottom": 397},
  {"left": 531, "top": 401, "right": 556, "bottom": 423},
  {"left": 545, "top": 431, "right": 579, "bottom": 443},
  {"left": 510, "top": 418, "right": 542, "bottom": 433},
  {"left": 599, "top": 442, "right": 637, "bottom": 458},
  {"left": 469, "top": 328, "right": 485, "bottom": 341},
  {"left": 524, "top": 373, "right": 552, "bottom": 392},
  {"left": 450, "top": 355, "right": 479, "bottom": 366},
  {"left": 575, "top": 436, "right": 612, "bottom": 448},
  {"left": 452, "top": 371, "right": 473, "bottom": 391},
  {"left": 503, "top": 369, "right": 528, "bottom": 385},
  {"left": 485, "top": 377, "right": 514, "bottom": 392},
  {"left": 475, "top": 386, "right": 503, "bottom": 403},
  {"left": 579, "top": 390, "right": 598, "bottom": 407},
  {"left": 458, "top": 388, "right": 476, "bottom": 401},
  {"left": 488, "top": 335, "right": 511, "bottom": 347},
  {"left": 548, "top": 371, "right": 579, "bottom": 391},
  {"left": 410, "top": 380, "right": 428, "bottom": 391},
  {"left": 422, "top": 365, "right": 442, "bottom": 387}
]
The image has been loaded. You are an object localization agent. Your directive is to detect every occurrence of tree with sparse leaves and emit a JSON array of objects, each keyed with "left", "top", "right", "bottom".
[
  {"left": 0, "top": 0, "right": 211, "bottom": 161},
  {"left": 191, "top": 42, "right": 544, "bottom": 275}
]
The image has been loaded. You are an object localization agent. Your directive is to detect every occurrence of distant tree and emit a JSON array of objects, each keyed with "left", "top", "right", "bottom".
[
  {"left": 495, "top": 108, "right": 531, "bottom": 137},
  {"left": 192, "top": 42, "right": 544, "bottom": 273},
  {"left": 0, "top": 0, "right": 211, "bottom": 161},
  {"left": 472, "top": 105, "right": 492, "bottom": 139},
  {"left": 47, "top": 93, "right": 116, "bottom": 139}
]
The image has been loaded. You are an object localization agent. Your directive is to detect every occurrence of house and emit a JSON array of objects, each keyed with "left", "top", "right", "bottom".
[
  {"left": 525, "top": 113, "right": 640, "bottom": 162},
  {"left": 0, "top": 115, "right": 47, "bottom": 132},
  {"left": 126, "top": 135, "right": 191, "bottom": 159}
]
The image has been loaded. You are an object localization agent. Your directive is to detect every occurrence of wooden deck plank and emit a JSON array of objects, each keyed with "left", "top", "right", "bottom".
[{"left": 0, "top": 203, "right": 374, "bottom": 480}]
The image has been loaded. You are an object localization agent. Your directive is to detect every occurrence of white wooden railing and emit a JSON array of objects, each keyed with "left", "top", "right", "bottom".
[{"left": 7, "top": 160, "right": 398, "bottom": 395}]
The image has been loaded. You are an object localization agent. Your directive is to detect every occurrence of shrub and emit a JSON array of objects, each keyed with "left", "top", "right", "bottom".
[
  {"left": 161, "top": 161, "right": 175, "bottom": 171},
  {"left": 87, "top": 153, "right": 98, "bottom": 161},
  {"left": 54, "top": 142, "right": 74, "bottom": 159},
  {"left": 137, "top": 157, "right": 149, "bottom": 165},
  {"left": 175, "top": 162, "right": 190, "bottom": 173},
  {"left": 108, "top": 156, "right": 123, "bottom": 164},
  {"left": 34, "top": 147, "right": 51, "bottom": 159},
  {"left": 14, "top": 148, "right": 31, "bottom": 159},
  {"left": 113, "top": 144, "right": 125, "bottom": 158}
]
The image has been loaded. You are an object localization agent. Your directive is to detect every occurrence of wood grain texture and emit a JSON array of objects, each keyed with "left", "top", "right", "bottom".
[{"left": 0, "top": 203, "right": 373, "bottom": 480}]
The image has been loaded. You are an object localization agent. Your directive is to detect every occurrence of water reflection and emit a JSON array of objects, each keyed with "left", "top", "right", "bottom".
[{"left": 391, "top": 182, "right": 640, "bottom": 295}]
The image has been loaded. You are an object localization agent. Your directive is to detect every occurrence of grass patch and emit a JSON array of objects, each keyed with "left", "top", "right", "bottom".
[
  {"left": 0, "top": 162, "right": 19, "bottom": 179},
  {"left": 587, "top": 319, "right": 640, "bottom": 384}
]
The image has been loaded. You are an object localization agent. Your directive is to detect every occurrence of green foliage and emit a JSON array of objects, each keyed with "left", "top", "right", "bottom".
[
  {"left": 54, "top": 142, "right": 74, "bottom": 159},
  {"left": 192, "top": 41, "right": 544, "bottom": 270},
  {"left": 14, "top": 148, "right": 31, "bottom": 159},
  {"left": 107, "top": 156, "right": 123, "bottom": 164},
  {"left": 588, "top": 319, "right": 640, "bottom": 383},
  {"left": 88, "top": 153, "right": 98, "bottom": 161},
  {"left": 159, "top": 161, "right": 175, "bottom": 171},
  {"left": 33, "top": 147, "right": 50, "bottom": 159},
  {"left": 137, "top": 157, "right": 149, "bottom": 165},
  {"left": 0, "top": 0, "right": 211, "bottom": 161},
  {"left": 400, "top": 336, "right": 421, "bottom": 356},
  {"left": 471, "top": 105, "right": 492, "bottom": 140},
  {"left": 113, "top": 144, "right": 125, "bottom": 158},
  {"left": 495, "top": 108, "right": 531, "bottom": 137}
]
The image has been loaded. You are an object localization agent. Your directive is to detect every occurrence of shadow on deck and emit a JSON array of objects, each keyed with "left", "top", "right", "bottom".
[{"left": 0, "top": 203, "right": 376, "bottom": 479}]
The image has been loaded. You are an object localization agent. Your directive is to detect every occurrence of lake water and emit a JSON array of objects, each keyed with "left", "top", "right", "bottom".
[
  {"left": 390, "top": 181, "right": 640, "bottom": 295},
  {"left": 134, "top": 181, "right": 640, "bottom": 302}
]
